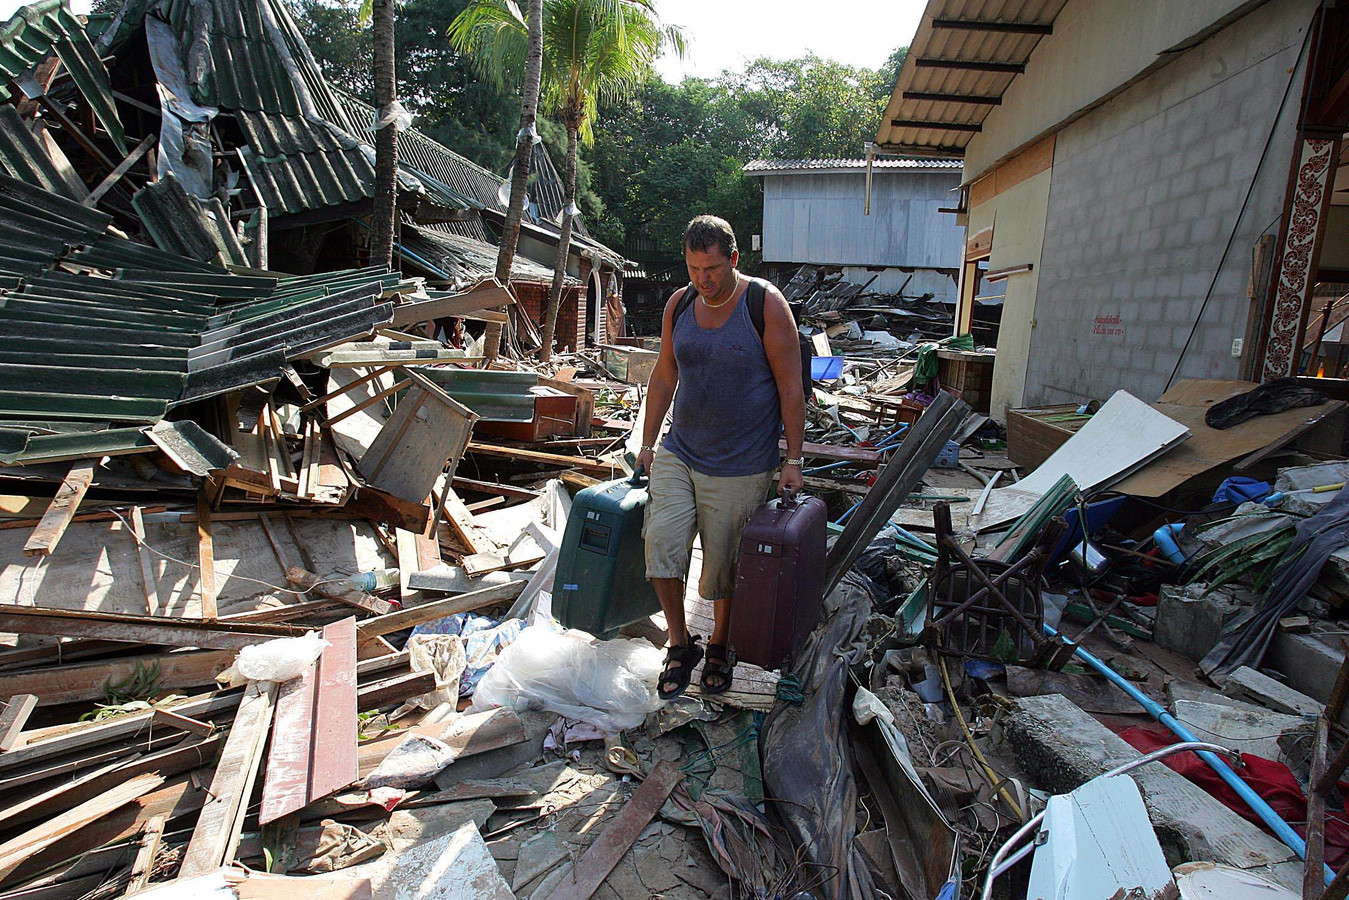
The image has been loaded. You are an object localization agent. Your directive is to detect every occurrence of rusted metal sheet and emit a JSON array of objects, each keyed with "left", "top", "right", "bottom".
[{"left": 259, "top": 617, "right": 358, "bottom": 824}]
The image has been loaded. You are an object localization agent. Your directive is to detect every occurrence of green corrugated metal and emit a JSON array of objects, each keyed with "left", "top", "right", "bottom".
[{"left": 0, "top": 0, "right": 126, "bottom": 153}]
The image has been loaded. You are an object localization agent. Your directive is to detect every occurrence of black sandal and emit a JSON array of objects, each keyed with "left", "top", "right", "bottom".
[
  {"left": 658, "top": 634, "right": 703, "bottom": 700},
  {"left": 701, "top": 644, "right": 737, "bottom": 696}
]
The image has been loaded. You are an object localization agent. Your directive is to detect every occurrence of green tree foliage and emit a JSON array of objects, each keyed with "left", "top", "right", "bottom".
[
  {"left": 290, "top": 0, "right": 519, "bottom": 169},
  {"left": 289, "top": 0, "right": 905, "bottom": 265}
]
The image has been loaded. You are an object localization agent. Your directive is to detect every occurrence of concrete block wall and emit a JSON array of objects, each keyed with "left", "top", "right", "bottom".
[{"left": 1020, "top": 0, "right": 1315, "bottom": 406}]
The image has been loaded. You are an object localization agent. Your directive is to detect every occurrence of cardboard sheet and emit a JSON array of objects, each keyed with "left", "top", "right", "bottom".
[
  {"left": 978, "top": 391, "right": 1190, "bottom": 530},
  {"left": 1110, "top": 379, "right": 1345, "bottom": 498}
]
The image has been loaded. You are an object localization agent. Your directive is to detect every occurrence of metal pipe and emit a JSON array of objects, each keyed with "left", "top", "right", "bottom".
[
  {"left": 1044, "top": 624, "right": 1335, "bottom": 886},
  {"left": 980, "top": 741, "right": 1240, "bottom": 900}
]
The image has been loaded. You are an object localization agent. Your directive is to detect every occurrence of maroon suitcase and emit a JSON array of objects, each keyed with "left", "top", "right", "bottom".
[{"left": 729, "top": 493, "right": 828, "bottom": 671}]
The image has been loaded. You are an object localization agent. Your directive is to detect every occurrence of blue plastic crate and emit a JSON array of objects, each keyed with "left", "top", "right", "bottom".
[{"left": 810, "top": 356, "right": 844, "bottom": 381}]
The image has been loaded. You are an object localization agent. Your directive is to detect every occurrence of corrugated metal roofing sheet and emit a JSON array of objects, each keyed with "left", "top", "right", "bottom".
[
  {"left": 399, "top": 222, "right": 568, "bottom": 290},
  {"left": 744, "top": 157, "right": 963, "bottom": 174},
  {"left": 131, "top": 172, "right": 249, "bottom": 266},
  {"left": 0, "top": 176, "right": 401, "bottom": 456},
  {"left": 874, "top": 0, "right": 1068, "bottom": 157},
  {"left": 0, "top": 0, "right": 126, "bottom": 154},
  {"left": 0, "top": 105, "right": 86, "bottom": 199}
]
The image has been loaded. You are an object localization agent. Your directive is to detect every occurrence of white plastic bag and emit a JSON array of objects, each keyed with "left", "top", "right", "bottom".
[
  {"left": 469, "top": 625, "right": 663, "bottom": 733},
  {"left": 235, "top": 631, "right": 328, "bottom": 683},
  {"left": 364, "top": 734, "right": 457, "bottom": 790},
  {"left": 405, "top": 634, "right": 466, "bottom": 709}
]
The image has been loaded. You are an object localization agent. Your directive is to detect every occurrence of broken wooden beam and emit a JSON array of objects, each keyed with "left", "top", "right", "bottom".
[
  {"left": 197, "top": 488, "right": 217, "bottom": 620},
  {"left": 151, "top": 708, "right": 215, "bottom": 737},
  {"left": 355, "top": 580, "right": 525, "bottom": 639},
  {"left": 0, "top": 694, "right": 37, "bottom": 752},
  {"left": 540, "top": 760, "right": 684, "bottom": 900},
  {"left": 124, "top": 814, "right": 165, "bottom": 895},
  {"left": 22, "top": 462, "right": 95, "bottom": 557},
  {"left": 179, "top": 680, "right": 277, "bottom": 878},
  {"left": 84, "top": 133, "right": 156, "bottom": 208},
  {"left": 356, "top": 670, "right": 436, "bottom": 710},
  {"left": 0, "top": 604, "right": 306, "bottom": 651},
  {"left": 466, "top": 443, "right": 622, "bottom": 478},
  {"left": 130, "top": 506, "right": 161, "bottom": 616},
  {"left": 0, "top": 771, "right": 164, "bottom": 882},
  {"left": 0, "top": 649, "right": 235, "bottom": 706}
]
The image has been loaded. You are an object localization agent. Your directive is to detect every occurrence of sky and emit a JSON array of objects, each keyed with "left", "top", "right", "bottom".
[
  {"left": 0, "top": 0, "right": 926, "bottom": 81},
  {"left": 652, "top": 0, "right": 924, "bottom": 82}
]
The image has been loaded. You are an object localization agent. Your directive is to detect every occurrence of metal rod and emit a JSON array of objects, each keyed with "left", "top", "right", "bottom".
[{"left": 1044, "top": 623, "right": 1335, "bottom": 885}]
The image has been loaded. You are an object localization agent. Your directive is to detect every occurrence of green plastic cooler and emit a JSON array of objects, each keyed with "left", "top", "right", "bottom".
[{"left": 552, "top": 471, "right": 660, "bottom": 637}]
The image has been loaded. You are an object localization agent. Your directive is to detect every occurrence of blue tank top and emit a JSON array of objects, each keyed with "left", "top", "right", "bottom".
[{"left": 663, "top": 284, "right": 782, "bottom": 476}]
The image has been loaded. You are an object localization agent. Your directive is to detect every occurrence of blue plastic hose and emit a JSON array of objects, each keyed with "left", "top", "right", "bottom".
[{"left": 1043, "top": 623, "right": 1333, "bottom": 885}]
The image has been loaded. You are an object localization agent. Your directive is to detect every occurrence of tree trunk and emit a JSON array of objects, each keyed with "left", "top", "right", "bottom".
[
  {"left": 485, "top": 0, "right": 543, "bottom": 364},
  {"left": 369, "top": 0, "right": 397, "bottom": 269},
  {"left": 540, "top": 121, "right": 579, "bottom": 362}
]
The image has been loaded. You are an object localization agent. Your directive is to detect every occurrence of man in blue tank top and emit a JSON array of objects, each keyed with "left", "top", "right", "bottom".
[{"left": 635, "top": 215, "right": 806, "bottom": 699}]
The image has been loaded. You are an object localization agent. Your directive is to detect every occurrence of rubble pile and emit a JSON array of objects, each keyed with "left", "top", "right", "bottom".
[{"left": 4, "top": 2, "right": 1349, "bottom": 900}]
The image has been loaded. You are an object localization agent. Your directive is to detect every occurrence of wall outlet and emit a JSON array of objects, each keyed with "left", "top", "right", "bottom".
[{"left": 1232, "top": 338, "right": 1244, "bottom": 357}]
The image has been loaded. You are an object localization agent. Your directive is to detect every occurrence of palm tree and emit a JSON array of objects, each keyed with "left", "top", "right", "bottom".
[
  {"left": 361, "top": 0, "right": 398, "bottom": 269},
  {"left": 450, "top": 0, "right": 544, "bottom": 364},
  {"left": 450, "top": 0, "right": 683, "bottom": 361}
]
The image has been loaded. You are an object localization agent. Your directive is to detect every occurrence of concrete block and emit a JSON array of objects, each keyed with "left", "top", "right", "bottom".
[
  {"left": 1154, "top": 585, "right": 1244, "bottom": 661},
  {"left": 999, "top": 695, "right": 1299, "bottom": 889},
  {"left": 1223, "top": 666, "right": 1323, "bottom": 718},
  {"left": 1171, "top": 699, "right": 1312, "bottom": 764},
  {"left": 1266, "top": 630, "right": 1344, "bottom": 703},
  {"left": 1165, "top": 679, "right": 1264, "bottom": 715}
]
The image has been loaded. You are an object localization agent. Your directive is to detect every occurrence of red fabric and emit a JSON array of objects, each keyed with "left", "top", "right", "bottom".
[{"left": 1117, "top": 724, "right": 1349, "bottom": 868}]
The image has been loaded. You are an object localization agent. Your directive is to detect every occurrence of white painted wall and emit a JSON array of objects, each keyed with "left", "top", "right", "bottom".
[
  {"left": 964, "top": 0, "right": 1272, "bottom": 180},
  {"left": 969, "top": 170, "right": 1054, "bottom": 420}
]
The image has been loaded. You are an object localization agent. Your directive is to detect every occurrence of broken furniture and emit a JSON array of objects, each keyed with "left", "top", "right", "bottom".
[{"left": 924, "top": 502, "right": 1068, "bottom": 667}]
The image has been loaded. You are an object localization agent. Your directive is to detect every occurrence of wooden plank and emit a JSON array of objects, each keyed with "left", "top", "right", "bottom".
[
  {"left": 325, "top": 378, "right": 411, "bottom": 427},
  {"left": 152, "top": 708, "right": 214, "bottom": 737},
  {"left": 0, "top": 734, "right": 222, "bottom": 832},
  {"left": 0, "top": 650, "right": 234, "bottom": 706},
  {"left": 390, "top": 282, "right": 512, "bottom": 327},
  {"left": 0, "top": 694, "right": 37, "bottom": 751},
  {"left": 84, "top": 134, "right": 155, "bottom": 207},
  {"left": 356, "top": 580, "right": 526, "bottom": 639},
  {"left": 461, "top": 546, "right": 545, "bottom": 577},
  {"left": 442, "top": 488, "right": 500, "bottom": 556},
  {"left": 179, "top": 681, "right": 277, "bottom": 878},
  {"left": 395, "top": 528, "right": 424, "bottom": 606},
  {"left": 537, "top": 377, "right": 594, "bottom": 438},
  {"left": 466, "top": 443, "right": 622, "bottom": 478},
  {"left": 0, "top": 772, "right": 164, "bottom": 882},
  {"left": 130, "top": 506, "right": 161, "bottom": 616},
  {"left": 285, "top": 567, "right": 394, "bottom": 616},
  {"left": 783, "top": 439, "right": 882, "bottom": 466},
  {"left": 260, "top": 618, "right": 357, "bottom": 824},
  {"left": 541, "top": 760, "right": 683, "bottom": 900},
  {"left": 0, "top": 605, "right": 305, "bottom": 651},
  {"left": 358, "top": 372, "right": 478, "bottom": 505},
  {"left": 343, "top": 484, "right": 431, "bottom": 534},
  {"left": 22, "top": 462, "right": 95, "bottom": 557},
  {"left": 197, "top": 489, "right": 217, "bottom": 620},
  {"left": 0, "top": 691, "right": 241, "bottom": 775},
  {"left": 124, "top": 815, "right": 165, "bottom": 895},
  {"left": 356, "top": 670, "right": 435, "bottom": 710}
]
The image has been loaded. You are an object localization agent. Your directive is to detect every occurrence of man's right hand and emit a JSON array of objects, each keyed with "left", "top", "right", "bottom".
[{"left": 635, "top": 447, "right": 655, "bottom": 476}]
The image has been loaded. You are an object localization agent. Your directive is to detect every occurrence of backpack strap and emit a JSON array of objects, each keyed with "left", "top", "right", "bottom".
[
  {"left": 673, "top": 283, "right": 697, "bottom": 324},
  {"left": 746, "top": 278, "right": 766, "bottom": 341},
  {"left": 674, "top": 278, "right": 767, "bottom": 341}
]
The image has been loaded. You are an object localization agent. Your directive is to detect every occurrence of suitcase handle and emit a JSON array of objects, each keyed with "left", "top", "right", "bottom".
[
  {"left": 629, "top": 466, "right": 649, "bottom": 486},
  {"left": 779, "top": 485, "right": 798, "bottom": 506}
]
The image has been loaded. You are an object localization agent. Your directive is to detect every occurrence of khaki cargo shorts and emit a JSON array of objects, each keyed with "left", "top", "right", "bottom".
[{"left": 643, "top": 449, "right": 774, "bottom": 601}]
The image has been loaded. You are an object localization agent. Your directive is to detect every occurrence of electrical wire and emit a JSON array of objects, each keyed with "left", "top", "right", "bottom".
[{"left": 938, "top": 656, "right": 1025, "bottom": 822}]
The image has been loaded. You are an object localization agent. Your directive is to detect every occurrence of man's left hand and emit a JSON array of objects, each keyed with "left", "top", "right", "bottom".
[{"left": 779, "top": 463, "right": 804, "bottom": 496}]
